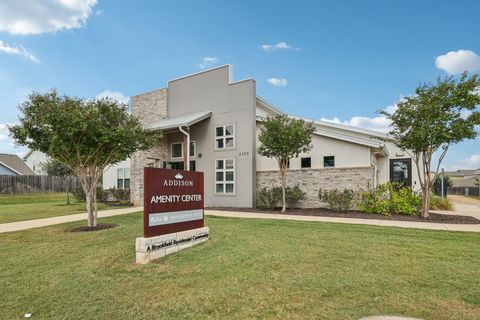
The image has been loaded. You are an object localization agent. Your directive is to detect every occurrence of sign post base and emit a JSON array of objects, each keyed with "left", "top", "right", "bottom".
[{"left": 135, "top": 227, "right": 209, "bottom": 264}]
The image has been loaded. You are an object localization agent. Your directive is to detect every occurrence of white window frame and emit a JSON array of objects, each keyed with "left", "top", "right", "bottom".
[
  {"left": 215, "top": 124, "right": 235, "bottom": 150},
  {"left": 171, "top": 142, "right": 183, "bottom": 160},
  {"left": 323, "top": 155, "right": 335, "bottom": 168},
  {"left": 117, "top": 168, "right": 131, "bottom": 189},
  {"left": 189, "top": 140, "right": 196, "bottom": 158},
  {"left": 214, "top": 158, "right": 235, "bottom": 195}
]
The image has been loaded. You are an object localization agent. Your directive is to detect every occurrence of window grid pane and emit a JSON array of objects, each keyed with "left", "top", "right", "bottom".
[
  {"left": 215, "top": 125, "right": 235, "bottom": 149},
  {"left": 215, "top": 159, "right": 235, "bottom": 194}
]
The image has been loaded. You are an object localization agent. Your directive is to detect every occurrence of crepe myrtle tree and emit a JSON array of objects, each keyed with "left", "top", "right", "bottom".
[
  {"left": 10, "top": 90, "right": 160, "bottom": 228},
  {"left": 257, "top": 115, "right": 315, "bottom": 212},
  {"left": 43, "top": 158, "right": 75, "bottom": 205},
  {"left": 381, "top": 72, "right": 480, "bottom": 218}
]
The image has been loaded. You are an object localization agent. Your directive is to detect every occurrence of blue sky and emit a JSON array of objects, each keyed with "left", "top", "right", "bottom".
[{"left": 0, "top": 0, "right": 479, "bottom": 170}]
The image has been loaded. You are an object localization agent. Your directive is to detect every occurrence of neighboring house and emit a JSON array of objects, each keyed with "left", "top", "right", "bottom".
[
  {"left": 23, "top": 150, "right": 49, "bottom": 174},
  {"left": 109, "top": 65, "right": 419, "bottom": 207},
  {"left": 103, "top": 159, "right": 131, "bottom": 190},
  {"left": 0, "top": 153, "right": 36, "bottom": 175},
  {"left": 445, "top": 168, "right": 480, "bottom": 196}
]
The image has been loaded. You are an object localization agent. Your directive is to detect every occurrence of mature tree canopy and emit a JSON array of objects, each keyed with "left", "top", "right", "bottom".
[
  {"left": 10, "top": 90, "right": 159, "bottom": 227},
  {"left": 258, "top": 115, "right": 315, "bottom": 212},
  {"left": 382, "top": 72, "right": 480, "bottom": 217}
]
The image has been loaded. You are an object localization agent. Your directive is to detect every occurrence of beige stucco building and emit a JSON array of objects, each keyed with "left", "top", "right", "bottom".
[{"left": 104, "top": 65, "right": 420, "bottom": 208}]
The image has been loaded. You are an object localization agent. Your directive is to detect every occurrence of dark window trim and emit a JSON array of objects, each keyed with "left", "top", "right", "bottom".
[{"left": 389, "top": 158, "right": 412, "bottom": 187}]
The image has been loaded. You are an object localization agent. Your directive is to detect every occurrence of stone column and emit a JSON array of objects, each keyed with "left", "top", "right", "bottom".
[{"left": 131, "top": 88, "right": 168, "bottom": 206}]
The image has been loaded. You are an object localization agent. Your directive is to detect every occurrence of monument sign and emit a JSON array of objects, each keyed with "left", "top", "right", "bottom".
[{"left": 135, "top": 168, "right": 209, "bottom": 264}]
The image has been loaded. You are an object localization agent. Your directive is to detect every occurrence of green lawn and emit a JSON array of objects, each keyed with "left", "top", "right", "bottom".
[
  {"left": 0, "top": 193, "right": 128, "bottom": 223},
  {"left": 1, "top": 213, "right": 479, "bottom": 319}
]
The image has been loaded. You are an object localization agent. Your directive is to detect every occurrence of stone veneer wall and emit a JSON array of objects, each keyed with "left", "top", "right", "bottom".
[
  {"left": 131, "top": 88, "right": 168, "bottom": 206},
  {"left": 256, "top": 167, "right": 374, "bottom": 208}
]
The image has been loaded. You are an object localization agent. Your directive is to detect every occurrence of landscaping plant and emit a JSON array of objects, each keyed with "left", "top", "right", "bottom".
[
  {"left": 429, "top": 194, "right": 453, "bottom": 211},
  {"left": 381, "top": 73, "right": 480, "bottom": 217},
  {"left": 257, "top": 185, "right": 306, "bottom": 210},
  {"left": 285, "top": 185, "right": 306, "bottom": 208},
  {"left": 256, "top": 187, "right": 282, "bottom": 210},
  {"left": 359, "top": 182, "right": 422, "bottom": 216},
  {"left": 9, "top": 90, "right": 159, "bottom": 228},
  {"left": 318, "top": 188, "right": 357, "bottom": 212},
  {"left": 257, "top": 115, "right": 315, "bottom": 212}
]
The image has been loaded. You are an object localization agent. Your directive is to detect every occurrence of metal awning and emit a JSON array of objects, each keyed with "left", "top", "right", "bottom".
[{"left": 146, "top": 111, "right": 212, "bottom": 131}]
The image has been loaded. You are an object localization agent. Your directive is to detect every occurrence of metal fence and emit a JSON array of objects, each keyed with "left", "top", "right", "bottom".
[
  {"left": 0, "top": 175, "right": 82, "bottom": 194},
  {"left": 449, "top": 186, "right": 480, "bottom": 197}
]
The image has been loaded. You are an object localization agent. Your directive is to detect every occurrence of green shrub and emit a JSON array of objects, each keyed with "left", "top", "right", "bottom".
[
  {"left": 430, "top": 194, "right": 453, "bottom": 210},
  {"left": 256, "top": 187, "right": 282, "bottom": 210},
  {"left": 359, "top": 182, "right": 422, "bottom": 216},
  {"left": 257, "top": 185, "right": 306, "bottom": 210},
  {"left": 285, "top": 185, "right": 306, "bottom": 208},
  {"left": 319, "top": 188, "right": 357, "bottom": 212},
  {"left": 72, "top": 186, "right": 106, "bottom": 202},
  {"left": 107, "top": 187, "right": 131, "bottom": 204}
]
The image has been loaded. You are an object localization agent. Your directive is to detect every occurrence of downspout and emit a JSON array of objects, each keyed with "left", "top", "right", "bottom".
[
  {"left": 370, "top": 151, "right": 378, "bottom": 188},
  {"left": 179, "top": 125, "right": 190, "bottom": 171}
]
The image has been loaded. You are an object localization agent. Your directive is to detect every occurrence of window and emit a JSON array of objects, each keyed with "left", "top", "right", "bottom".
[
  {"left": 171, "top": 143, "right": 183, "bottom": 159},
  {"left": 301, "top": 157, "right": 311, "bottom": 168},
  {"left": 390, "top": 159, "right": 412, "bottom": 187},
  {"left": 215, "top": 159, "right": 235, "bottom": 194},
  {"left": 189, "top": 141, "right": 196, "bottom": 157},
  {"left": 323, "top": 156, "right": 335, "bottom": 168},
  {"left": 215, "top": 124, "right": 235, "bottom": 149},
  {"left": 117, "top": 168, "right": 131, "bottom": 189}
]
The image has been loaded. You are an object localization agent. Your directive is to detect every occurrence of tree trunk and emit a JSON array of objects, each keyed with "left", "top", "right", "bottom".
[
  {"left": 65, "top": 177, "right": 70, "bottom": 205},
  {"left": 81, "top": 175, "right": 98, "bottom": 228},
  {"left": 87, "top": 190, "right": 97, "bottom": 227},
  {"left": 281, "top": 172, "right": 286, "bottom": 213},
  {"left": 422, "top": 187, "right": 430, "bottom": 218}
]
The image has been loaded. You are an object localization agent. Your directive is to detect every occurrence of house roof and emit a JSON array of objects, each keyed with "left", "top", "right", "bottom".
[
  {"left": 0, "top": 154, "right": 36, "bottom": 175},
  {"left": 146, "top": 111, "right": 212, "bottom": 131},
  {"left": 445, "top": 169, "right": 480, "bottom": 177}
]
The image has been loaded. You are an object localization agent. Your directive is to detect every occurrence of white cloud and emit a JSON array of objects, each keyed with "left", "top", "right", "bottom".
[
  {"left": 267, "top": 78, "right": 288, "bottom": 87},
  {"left": 0, "top": 40, "right": 39, "bottom": 62},
  {"left": 454, "top": 154, "right": 480, "bottom": 169},
  {"left": 435, "top": 50, "right": 480, "bottom": 75},
  {"left": 320, "top": 104, "right": 397, "bottom": 133},
  {"left": 198, "top": 57, "right": 218, "bottom": 69},
  {"left": 0, "top": 134, "right": 8, "bottom": 142},
  {"left": 95, "top": 90, "right": 129, "bottom": 104},
  {"left": 0, "top": 0, "right": 97, "bottom": 35},
  {"left": 260, "top": 42, "right": 300, "bottom": 51}
]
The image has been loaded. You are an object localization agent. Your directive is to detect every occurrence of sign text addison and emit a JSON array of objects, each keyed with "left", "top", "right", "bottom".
[{"left": 144, "top": 168, "right": 204, "bottom": 238}]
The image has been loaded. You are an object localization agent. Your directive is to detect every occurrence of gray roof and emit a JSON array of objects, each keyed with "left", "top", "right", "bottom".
[
  {"left": 445, "top": 169, "right": 480, "bottom": 177},
  {"left": 0, "top": 154, "right": 36, "bottom": 175},
  {"left": 146, "top": 111, "right": 212, "bottom": 131}
]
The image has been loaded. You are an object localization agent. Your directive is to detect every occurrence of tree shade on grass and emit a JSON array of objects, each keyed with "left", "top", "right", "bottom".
[{"left": 1, "top": 213, "right": 480, "bottom": 319}]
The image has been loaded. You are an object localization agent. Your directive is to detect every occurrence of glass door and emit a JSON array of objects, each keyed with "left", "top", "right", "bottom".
[{"left": 390, "top": 158, "right": 412, "bottom": 187}]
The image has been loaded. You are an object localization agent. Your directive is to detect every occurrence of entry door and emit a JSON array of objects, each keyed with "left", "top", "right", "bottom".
[{"left": 390, "top": 158, "right": 412, "bottom": 187}]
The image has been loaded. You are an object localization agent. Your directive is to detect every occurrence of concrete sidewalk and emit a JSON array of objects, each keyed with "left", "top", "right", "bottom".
[
  {"left": 205, "top": 210, "right": 480, "bottom": 233},
  {"left": 1, "top": 206, "right": 480, "bottom": 234},
  {"left": 0, "top": 207, "right": 142, "bottom": 233}
]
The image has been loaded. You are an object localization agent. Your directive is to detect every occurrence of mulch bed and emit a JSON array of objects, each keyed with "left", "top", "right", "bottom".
[
  {"left": 208, "top": 207, "right": 480, "bottom": 224},
  {"left": 66, "top": 223, "right": 119, "bottom": 233}
]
